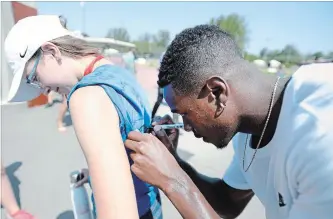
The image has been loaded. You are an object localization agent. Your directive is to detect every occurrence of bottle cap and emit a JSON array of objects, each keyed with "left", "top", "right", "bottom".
[{"left": 70, "top": 170, "right": 80, "bottom": 184}]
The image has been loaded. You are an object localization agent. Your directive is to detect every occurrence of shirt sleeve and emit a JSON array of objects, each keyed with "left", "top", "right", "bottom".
[
  {"left": 223, "top": 135, "right": 251, "bottom": 190},
  {"left": 288, "top": 121, "right": 333, "bottom": 219}
]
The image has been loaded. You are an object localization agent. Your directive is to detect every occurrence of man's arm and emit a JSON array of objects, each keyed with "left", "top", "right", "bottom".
[
  {"left": 69, "top": 86, "right": 139, "bottom": 219},
  {"left": 149, "top": 118, "right": 253, "bottom": 218},
  {"left": 173, "top": 158, "right": 254, "bottom": 219},
  {"left": 125, "top": 127, "right": 253, "bottom": 219},
  {"left": 172, "top": 133, "right": 253, "bottom": 218}
]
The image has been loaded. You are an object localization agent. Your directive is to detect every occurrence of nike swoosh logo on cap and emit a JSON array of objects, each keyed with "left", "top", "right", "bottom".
[{"left": 20, "top": 46, "right": 28, "bottom": 58}]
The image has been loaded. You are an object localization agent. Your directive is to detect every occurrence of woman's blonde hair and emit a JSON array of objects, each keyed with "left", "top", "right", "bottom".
[
  {"left": 50, "top": 35, "right": 101, "bottom": 59},
  {"left": 49, "top": 15, "right": 101, "bottom": 59}
]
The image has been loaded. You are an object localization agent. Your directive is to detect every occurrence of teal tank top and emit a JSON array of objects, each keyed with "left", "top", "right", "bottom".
[{"left": 67, "top": 64, "right": 162, "bottom": 218}]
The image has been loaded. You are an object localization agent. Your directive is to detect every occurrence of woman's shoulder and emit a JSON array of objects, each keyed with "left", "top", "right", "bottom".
[
  {"left": 68, "top": 64, "right": 148, "bottom": 109},
  {"left": 86, "top": 64, "right": 135, "bottom": 84},
  {"left": 70, "top": 64, "right": 128, "bottom": 89}
]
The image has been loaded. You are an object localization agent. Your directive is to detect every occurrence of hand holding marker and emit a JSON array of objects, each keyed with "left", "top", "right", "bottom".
[
  {"left": 158, "top": 123, "right": 184, "bottom": 130},
  {"left": 145, "top": 123, "right": 184, "bottom": 133}
]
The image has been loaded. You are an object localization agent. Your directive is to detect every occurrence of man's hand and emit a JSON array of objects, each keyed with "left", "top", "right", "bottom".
[
  {"left": 125, "top": 126, "right": 186, "bottom": 192},
  {"left": 152, "top": 115, "right": 180, "bottom": 156},
  {"left": 126, "top": 127, "right": 223, "bottom": 219}
]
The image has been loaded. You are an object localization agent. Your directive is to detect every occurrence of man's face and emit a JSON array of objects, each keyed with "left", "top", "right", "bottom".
[{"left": 163, "top": 81, "right": 239, "bottom": 149}]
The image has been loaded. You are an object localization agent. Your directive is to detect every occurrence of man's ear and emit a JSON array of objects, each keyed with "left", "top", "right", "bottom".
[
  {"left": 40, "top": 42, "right": 62, "bottom": 62},
  {"left": 204, "top": 76, "right": 229, "bottom": 109}
]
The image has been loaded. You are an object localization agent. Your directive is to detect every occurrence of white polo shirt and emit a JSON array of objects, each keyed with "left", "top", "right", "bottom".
[{"left": 223, "top": 63, "right": 333, "bottom": 219}]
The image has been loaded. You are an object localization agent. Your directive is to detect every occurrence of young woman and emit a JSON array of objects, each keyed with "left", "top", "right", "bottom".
[{"left": 4, "top": 15, "right": 162, "bottom": 219}]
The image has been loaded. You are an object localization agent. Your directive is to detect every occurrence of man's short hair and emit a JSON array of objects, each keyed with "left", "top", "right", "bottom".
[{"left": 158, "top": 25, "right": 243, "bottom": 95}]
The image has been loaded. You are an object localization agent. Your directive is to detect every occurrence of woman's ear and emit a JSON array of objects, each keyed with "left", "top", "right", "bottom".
[{"left": 40, "top": 42, "right": 62, "bottom": 63}]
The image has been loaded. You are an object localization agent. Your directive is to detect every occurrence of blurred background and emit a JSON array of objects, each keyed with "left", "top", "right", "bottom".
[{"left": 1, "top": 1, "right": 333, "bottom": 219}]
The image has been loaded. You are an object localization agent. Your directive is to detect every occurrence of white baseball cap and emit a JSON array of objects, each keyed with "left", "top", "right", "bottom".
[{"left": 4, "top": 15, "right": 73, "bottom": 102}]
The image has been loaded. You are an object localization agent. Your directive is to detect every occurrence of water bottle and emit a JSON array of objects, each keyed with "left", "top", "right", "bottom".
[{"left": 70, "top": 170, "right": 93, "bottom": 219}]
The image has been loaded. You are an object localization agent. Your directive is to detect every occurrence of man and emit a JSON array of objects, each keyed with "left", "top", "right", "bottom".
[{"left": 124, "top": 25, "right": 333, "bottom": 219}]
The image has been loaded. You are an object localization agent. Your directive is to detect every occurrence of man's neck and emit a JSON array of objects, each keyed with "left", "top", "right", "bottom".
[{"left": 238, "top": 74, "right": 291, "bottom": 148}]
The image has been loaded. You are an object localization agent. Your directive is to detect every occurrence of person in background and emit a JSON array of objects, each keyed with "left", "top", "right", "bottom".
[
  {"left": 5, "top": 15, "right": 162, "bottom": 219},
  {"left": 123, "top": 48, "right": 137, "bottom": 75},
  {"left": 46, "top": 92, "right": 68, "bottom": 132},
  {"left": 1, "top": 163, "right": 35, "bottom": 219},
  {"left": 276, "top": 64, "right": 285, "bottom": 77}
]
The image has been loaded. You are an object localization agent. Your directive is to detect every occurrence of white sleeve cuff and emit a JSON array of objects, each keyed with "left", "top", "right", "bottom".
[{"left": 223, "top": 172, "right": 251, "bottom": 190}]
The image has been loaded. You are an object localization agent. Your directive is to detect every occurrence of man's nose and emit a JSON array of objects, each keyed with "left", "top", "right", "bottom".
[{"left": 183, "top": 118, "right": 193, "bottom": 132}]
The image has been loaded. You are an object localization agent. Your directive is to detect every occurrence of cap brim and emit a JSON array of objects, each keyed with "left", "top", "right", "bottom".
[{"left": 7, "top": 65, "right": 42, "bottom": 103}]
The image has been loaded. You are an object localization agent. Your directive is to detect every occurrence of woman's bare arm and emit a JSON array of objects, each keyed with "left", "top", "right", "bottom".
[{"left": 69, "top": 86, "right": 139, "bottom": 219}]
